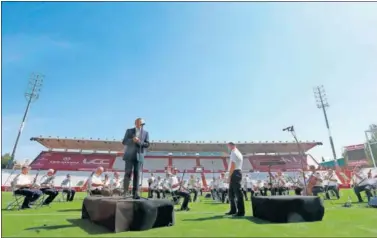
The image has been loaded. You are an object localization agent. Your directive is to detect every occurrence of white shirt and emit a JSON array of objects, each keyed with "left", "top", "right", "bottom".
[
  {"left": 61, "top": 178, "right": 72, "bottom": 188},
  {"left": 188, "top": 178, "right": 196, "bottom": 189},
  {"left": 89, "top": 174, "right": 103, "bottom": 189},
  {"left": 169, "top": 175, "right": 179, "bottom": 191},
  {"left": 196, "top": 179, "right": 203, "bottom": 188},
  {"left": 228, "top": 148, "right": 243, "bottom": 171},
  {"left": 13, "top": 174, "right": 32, "bottom": 188},
  {"left": 325, "top": 172, "right": 339, "bottom": 186},
  {"left": 313, "top": 172, "right": 323, "bottom": 187},
  {"left": 148, "top": 176, "right": 155, "bottom": 185},
  {"left": 209, "top": 180, "right": 216, "bottom": 189},
  {"left": 112, "top": 178, "right": 121, "bottom": 189},
  {"left": 40, "top": 175, "right": 55, "bottom": 188},
  {"left": 353, "top": 172, "right": 367, "bottom": 185},
  {"left": 135, "top": 128, "right": 141, "bottom": 138},
  {"left": 242, "top": 177, "right": 251, "bottom": 189}
]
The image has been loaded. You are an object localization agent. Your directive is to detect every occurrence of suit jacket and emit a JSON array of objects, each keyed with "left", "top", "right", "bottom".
[{"left": 122, "top": 128, "right": 150, "bottom": 162}]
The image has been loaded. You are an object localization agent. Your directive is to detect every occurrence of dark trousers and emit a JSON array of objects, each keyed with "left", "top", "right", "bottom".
[
  {"left": 242, "top": 188, "right": 253, "bottom": 200},
  {"left": 40, "top": 188, "right": 59, "bottom": 205},
  {"left": 228, "top": 170, "right": 245, "bottom": 215},
  {"left": 324, "top": 185, "right": 340, "bottom": 199},
  {"left": 260, "top": 187, "right": 268, "bottom": 196},
  {"left": 123, "top": 154, "right": 141, "bottom": 196},
  {"left": 14, "top": 188, "right": 42, "bottom": 208},
  {"left": 354, "top": 185, "right": 373, "bottom": 202},
  {"left": 62, "top": 188, "right": 76, "bottom": 201},
  {"left": 151, "top": 189, "right": 161, "bottom": 199},
  {"left": 172, "top": 190, "right": 190, "bottom": 210},
  {"left": 218, "top": 188, "right": 228, "bottom": 203},
  {"left": 189, "top": 189, "right": 198, "bottom": 202},
  {"left": 148, "top": 183, "right": 152, "bottom": 198},
  {"left": 210, "top": 189, "right": 216, "bottom": 200},
  {"left": 312, "top": 186, "right": 324, "bottom": 196},
  {"left": 294, "top": 187, "right": 303, "bottom": 195}
]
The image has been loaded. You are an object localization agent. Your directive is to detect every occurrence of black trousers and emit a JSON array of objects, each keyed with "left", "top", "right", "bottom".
[
  {"left": 294, "top": 187, "right": 303, "bottom": 195},
  {"left": 325, "top": 185, "right": 340, "bottom": 199},
  {"left": 172, "top": 190, "right": 190, "bottom": 209},
  {"left": 354, "top": 185, "right": 373, "bottom": 202},
  {"left": 123, "top": 154, "right": 141, "bottom": 196},
  {"left": 228, "top": 170, "right": 245, "bottom": 215},
  {"left": 40, "top": 188, "right": 59, "bottom": 205},
  {"left": 242, "top": 188, "right": 253, "bottom": 200},
  {"left": 189, "top": 189, "right": 198, "bottom": 202},
  {"left": 312, "top": 186, "right": 324, "bottom": 196},
  {"left": 14, "top": 188, "right": 42, "bottom": 208},
  {"left": 62, "top": 188, "right": 76, "bottom": 201}
]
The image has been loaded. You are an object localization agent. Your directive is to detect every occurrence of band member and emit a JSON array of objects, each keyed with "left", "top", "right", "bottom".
[
  {"left": 39, "top": 169, "right": 59, "bottom": 205},
  {"left": 188, "top": 175, "right": 198, "bottom": 202},
  {"left": 209, "top": 178, "right": 217, "bottom": 200},
  {"left": 111, "top": 172, "right": 122, "bottom": 196},
  {"left": 294, "top": 174, "right": 306, "bottom": 195},
  {"left": 352, "top": 166, "right": 373, "bottom": 202},
  {"left": 324, "top": 169, "right": 340, "bottom": 199},
  {"left": 122, "top": 118, "right": 150, "bottom": 199},
  {"left": 61, "top": 174, "right": 76, "bottom": 201},
  {"left": 169, "top": 170, "right": 190, "bottom": 211},
  {"left": 196, "top": 177, "right": 203, "bottom": 196},
  {"left": 217, "top": 173, "right": 228, "bottom": 203},
  {"left": 148, "top": 173, "right": 155, "bottom": 198},
  {"left": 88, "top": 167, "right": 111, "bottom": 196},
  {"left": 12, "top": 166, "right": 43, "bottom": 209},
  {"left": 311, "top": 171, "right": 324, "bottom": 196},
  {"left": 225, "top": 142, "right": 245, "bottom": 217},
  {"left": 275, "top": 171, "right": 286, "bottom": 195},
  {"left": 241, "top": 174, "right": 253, "bottom": 201},
  {"left": 151, "top": 176, "right": 162, "bottom": 198}
]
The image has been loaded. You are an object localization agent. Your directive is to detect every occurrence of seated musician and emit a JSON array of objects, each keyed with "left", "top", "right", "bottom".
[
  {"left": 61, "top": 174, "right": 76, "bottom": 202},
  {"left": 148, "top": 173, "right": 155, "bottom": 198},
  {"left": 169, "top": 170, "right": 190, "bottom": 211},
  {"left": 294, "top": 174, "right": 306, "bottom": 195},
  {"left": 217, "top": 173, "right": 228, "bottom": 203},
  {"left": 311, "top": 171, "right": 324, "bottom": 196},
  {"left": 275, "top": 171, "right": 286, "bottom": 196},
  {"left": 324, "top": 169, "right": 340, "bottom": 200},
  {"left": 150, "top": 176, "right": 162, "bottom": 198},
  {"left": 261, "top": 181, "right": 268, "bottom": 196},
  {"left": 39, "top": 169, "right": 59, "bottom": 205},
  {"left": 88, "top": 167, "right": 111, "bottom": 196},
  {"left": 196, "top": 177, "right": 203, "bottom": 196},
  {"left": 241, "top": 174, "right": 252, "bottom": 201},
  {"left": 188, "top": 175, "right": 198, "bottom": 202},
  {"left": 12, "top": 165, "right": 43, "bottom": 209},
  {"left": 352, "top": 166, "right": 373, "bottom": 203},
  {"left": 209, "top": 178, "right": 217, "bottom": 200},
  {"left": 111, "top": 172, "right": 122, "bottom": 196}
]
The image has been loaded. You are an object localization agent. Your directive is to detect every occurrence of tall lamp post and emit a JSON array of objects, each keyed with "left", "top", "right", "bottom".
[
  {"left": 365, "top": 126, "right": 377, "bottom": 168},
  {"left": 8, "top": 73, "right": 44, "bottom": 168},
  {"left": 313, "top": 85, "right": 338, "bottom": 162}
]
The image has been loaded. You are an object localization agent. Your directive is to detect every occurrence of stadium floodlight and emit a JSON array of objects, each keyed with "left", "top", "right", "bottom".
[
  {"left": 8, "top": 73, "right": 44, "bottom": 168},
  {"left": 365, "top": 126, "right": 377, "bottom": 168},
  {"left": 314, "top": 85, "right": 337, "bottom": 161}
]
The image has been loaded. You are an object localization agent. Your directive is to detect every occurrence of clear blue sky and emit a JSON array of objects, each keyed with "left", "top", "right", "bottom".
[{"left": 2, "top": 2, "right": 377, "bottom": 163}]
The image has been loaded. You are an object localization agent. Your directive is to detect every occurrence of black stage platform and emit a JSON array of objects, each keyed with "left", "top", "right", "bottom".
[
  {"left": 251, "top": 196, "right": 325, "bottom": 223},
  {"left": 81, "top": 196, "right": 175, "bottom": 232}
]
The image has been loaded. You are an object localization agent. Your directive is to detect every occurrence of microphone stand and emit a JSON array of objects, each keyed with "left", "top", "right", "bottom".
[{"left": 283, "top": 126, "right": 308, "bottom": 195}]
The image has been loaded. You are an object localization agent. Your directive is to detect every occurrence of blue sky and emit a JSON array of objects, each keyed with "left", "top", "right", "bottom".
[{"left": 2, "top": 2, "right": 377, "bottom": 163}]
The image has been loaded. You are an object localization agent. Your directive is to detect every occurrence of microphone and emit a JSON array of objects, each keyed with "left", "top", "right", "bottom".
[{"left": 140, "top": 119, "right": 146, "bottom": 126}]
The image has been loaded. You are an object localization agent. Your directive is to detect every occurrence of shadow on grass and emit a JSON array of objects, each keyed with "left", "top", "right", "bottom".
[
  {"left": 24, "top": 219, "right": 110, "bottom": 235},
  {"left": 57, "top": 209, "right": 82, "bottom": 212},
  {"left": 182, "top": 215, "right": 270, "bottom": 224}
]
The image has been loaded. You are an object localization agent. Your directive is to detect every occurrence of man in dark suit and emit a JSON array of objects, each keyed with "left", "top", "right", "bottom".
[{"left": 122, "top": 118, "right": 150, "bottom": 199}]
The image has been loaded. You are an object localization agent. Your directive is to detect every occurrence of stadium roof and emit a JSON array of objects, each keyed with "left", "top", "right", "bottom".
[{"left": 30, "top": 137, "right": 322, "bottom": 154}]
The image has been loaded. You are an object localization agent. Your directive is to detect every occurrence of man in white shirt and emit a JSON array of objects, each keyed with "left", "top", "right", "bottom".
[
  {"left": 88, "top": 167, "right": 111, "bottom": 196},
  {"left": 188, "top": 175, "right": 198, "bottom": 202},
  {"left": 39, "top": 169, "right": 59, "bottom": 205},
  {"left": 241, "top": 174, "right": 253, "bottom": 201},
  {"left": 12, "top": 165, "right": 43, "bottom": 209},
  {"left": 150, "top": 176, "right": 162, "bottom": 198},
  {"left": 352, "top": 166, "right": 373, "bottom": 203},
  {"left": 111, "top": 172, "right": 122, "bottom": 196},
  {"left": 324, "top": 169, "right": 340, "bottom": 200},
  {"left": 225, "top": 142, "right": 245, "bottom": 217},
  {"left": 61, "top": 174, "right": 76, "bottom": 201},
  {"left": 148, "top": 173, "right": 155, "bottom": 198},
  {"left": 311, "top": 171, "right": 324, "bottom": 196},
  {"left": 217, "top": 173, "right": 228, "bottom": 203},
  {"left": 168, "top": 170, "right": 190, "bottom": 211},
  {"left": 209, "top": 178, "right": 217, "bottom": 200},
  {"left": 196, "top": 177, "right": 203, "bottom": 196}
]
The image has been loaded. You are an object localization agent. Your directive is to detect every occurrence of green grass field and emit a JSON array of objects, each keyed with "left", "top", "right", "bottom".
[{"left": 2, "top": 190, "right": 377, "bottom": 237}]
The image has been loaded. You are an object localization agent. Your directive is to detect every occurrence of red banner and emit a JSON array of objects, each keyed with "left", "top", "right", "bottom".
[
  {"left": 249, "top": 155, "right": 307, "bottom": 171},
  {"left": 344, "top": 144, "right": 365, "bottom": 151},
  {"left": 29, "top": 152, "right": 116, "bottom": 170}
]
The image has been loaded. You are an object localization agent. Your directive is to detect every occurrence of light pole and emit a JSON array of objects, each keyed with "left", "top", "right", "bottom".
[
  {"left": 8, "top": 73, "right": 44, "bottom": 168},
  {"left": 365, "top": 126, "right": 377, "bottom": 168},
  {"left": 313, "top": 85, "right": 338, "bottom": 162}
]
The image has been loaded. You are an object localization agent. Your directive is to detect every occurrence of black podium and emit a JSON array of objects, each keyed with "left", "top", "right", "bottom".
[
  {"left": 252, "top": 196, "right": 325, "bottom": 223},
  {"left": 82, "top": 196, "right": 175, "bottom": 232}
]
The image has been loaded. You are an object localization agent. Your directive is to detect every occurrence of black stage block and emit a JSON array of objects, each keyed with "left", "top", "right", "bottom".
[
  {"left": 82, "top": 197, "right": 175, "bottom": 232},
  {"left": 251, "top": 196, "right": 325, "bottom": 223}
]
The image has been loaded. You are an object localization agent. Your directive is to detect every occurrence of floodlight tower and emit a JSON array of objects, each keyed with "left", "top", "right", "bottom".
[
  {"left": 9, "top": 73, "right": 44, "bottom": 167},
  {"left": 313, "top": 85, "right": 337, "bottom": 161},
  {"left": 365, "top": 125, "right": 377, "bottom": 168}
]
